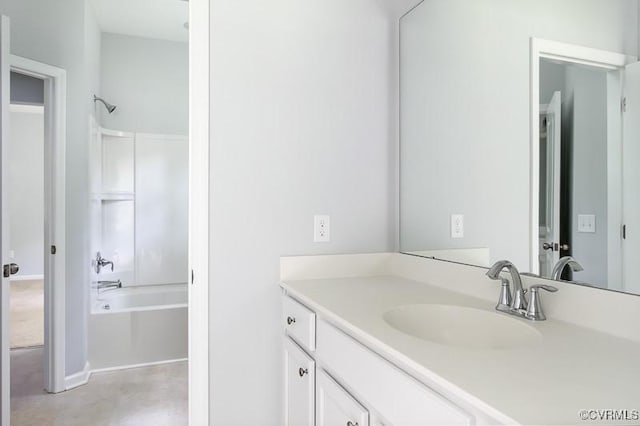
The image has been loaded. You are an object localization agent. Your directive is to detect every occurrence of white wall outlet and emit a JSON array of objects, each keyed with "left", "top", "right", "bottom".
[
  {"left": 314, "top": 215, "right": 330, "bottom": 242},
  {"left": 578, "top": 214, "right": 596, "bottom": 233},
  {"left": 451, "top": 214, "right": 464, "bottom": 239},
  {"left": 9, "top": 250, "right": 14, "bottom": 259}
]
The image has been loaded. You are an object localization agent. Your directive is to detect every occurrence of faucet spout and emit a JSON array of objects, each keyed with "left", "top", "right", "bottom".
[
  {"left": 97, "top": 279, "right": 122, "bottom": 291},
  {"left": 486, "top": 260, "right": 527, "bottom": 311},
  {"left": 551, "top": 256, "right": 584, "bottom": 281}
]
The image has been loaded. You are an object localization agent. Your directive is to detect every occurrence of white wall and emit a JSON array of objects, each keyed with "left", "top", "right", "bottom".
[
  {"left": 100, "top": 33, "right": 188, "bottom": 135},
  {"left": 208, "top": 0, "right": 396, "bottom": 423},
  {"left": 0, "top": 0, "right": 102, "bottom": 376},
  {"left": 400, "top": 0, "right": 638, "bottom": 270},
  {"left": 9, "top": 106, "right": 44, "bottom": 277}
]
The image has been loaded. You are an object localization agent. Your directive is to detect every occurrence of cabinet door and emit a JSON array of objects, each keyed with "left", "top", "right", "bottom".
[
  {"left": 285, "top": 337, "right": 315, "bottom": 426},
  {"left": 316, "top": 369, "right": 369, "bottom": 426}
]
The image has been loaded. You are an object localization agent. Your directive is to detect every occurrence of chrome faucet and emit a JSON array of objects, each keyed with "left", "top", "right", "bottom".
[
  {"left": 97, "top": 279, "right": 122, "bottom": 291},
  {"left": 551, "top": 256, "right": 584, "bottom": 281},
  {"left": 95, "top": 252, "right": 114, "bottom": 274},
  {"left": 486, "top": 260, "right": 528, "bottom": 312}
]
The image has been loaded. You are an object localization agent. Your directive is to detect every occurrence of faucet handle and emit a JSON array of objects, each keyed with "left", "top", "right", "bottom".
[
  {"left": 530, "top": 284, "right": 558, "bottom": 293},
  {"left": 495, "top": 278, "right": 512, "bottom": 313},
  {"left": 525, "top": 284, "right": 558, "bottom": 321}
]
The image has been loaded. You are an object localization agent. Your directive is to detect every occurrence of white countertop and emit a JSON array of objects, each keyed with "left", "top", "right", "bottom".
[{"left": 281, "top": 275, "right": 640, "bottom": 425}]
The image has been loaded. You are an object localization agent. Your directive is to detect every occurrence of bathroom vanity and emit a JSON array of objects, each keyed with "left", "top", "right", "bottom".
[{"left": 280, "top": 253, "right": 640, "bottom": 425}]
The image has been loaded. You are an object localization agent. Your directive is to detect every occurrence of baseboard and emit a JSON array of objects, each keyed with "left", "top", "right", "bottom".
[
  {"left": 90, "top": 357, "right": 187, "bottom": 375},
  {"left": 10, "top": 274, "right": 44, "bottom": 282},
  {"left": 65, "top": 361, "right": 91, "bottom": 390}
]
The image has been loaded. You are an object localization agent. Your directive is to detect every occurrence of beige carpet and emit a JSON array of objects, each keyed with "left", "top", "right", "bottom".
[{"left": 9, "top": 279, "right": 44, "bottom": 349}]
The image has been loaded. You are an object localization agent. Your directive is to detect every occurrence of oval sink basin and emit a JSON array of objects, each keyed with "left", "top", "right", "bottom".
[{"left": 383, "top": 304, "right": 542, "bottom": 350}]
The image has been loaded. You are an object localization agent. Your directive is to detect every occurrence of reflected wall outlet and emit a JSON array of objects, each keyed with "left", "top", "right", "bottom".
[
  {"left": 451, "top": 214, "right": 464, "bottom": 239},
  {"left": 314, "top": 215, "right": 330, "bottom": 242}
]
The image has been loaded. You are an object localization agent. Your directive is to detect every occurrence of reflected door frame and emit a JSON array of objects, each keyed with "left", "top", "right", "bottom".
[{"left": 529, "top": 38, "right": 635, "bottom": 275}]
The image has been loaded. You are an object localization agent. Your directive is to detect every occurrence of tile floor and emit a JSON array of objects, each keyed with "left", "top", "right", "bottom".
[{"left": 10, "top": 347, "right": 188, "bottom": 426}]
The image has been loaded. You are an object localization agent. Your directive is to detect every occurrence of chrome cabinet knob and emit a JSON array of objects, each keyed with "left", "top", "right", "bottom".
[
  {"left": 542, "top": 242, "right": 554, "bottom": 251},
  {"left": 347, "top": 422, "right": 358, "bottom": 426},
  {"left": 298, "top": 367, "right": 308, "bottom": 377},
  {"left": 286, "top": 316, "right": 296, "bottom": 325}
]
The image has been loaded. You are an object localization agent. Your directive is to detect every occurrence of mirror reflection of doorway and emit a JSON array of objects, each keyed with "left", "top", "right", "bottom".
[{"left": 538, "top": 59, "right": 616, "bottom": 286}]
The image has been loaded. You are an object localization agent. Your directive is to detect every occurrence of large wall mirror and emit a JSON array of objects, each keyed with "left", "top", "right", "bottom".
[{"left": 400, "top": 0, "right": 640, "bottom": 296}]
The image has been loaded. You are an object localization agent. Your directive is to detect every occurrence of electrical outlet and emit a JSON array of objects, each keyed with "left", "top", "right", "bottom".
[
  {"left": 9, "top": 250, "right": 14, "bottom": 259},
  {"left": 314, "top": 215, "right": 330, "bottom": 242},
  {"left": 451, "top": 214, "right": 464, "bottom": 239}
]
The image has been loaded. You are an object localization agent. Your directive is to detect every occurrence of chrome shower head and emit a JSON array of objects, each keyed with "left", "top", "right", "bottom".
[{"left": 93, "top": 95, "right": 117, "bottom": 114}]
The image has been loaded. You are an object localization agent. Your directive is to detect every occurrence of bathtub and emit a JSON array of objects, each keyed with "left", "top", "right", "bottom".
[
  {"left": 92, "top": 283, "right": 187, "bottom": 313},
  {"left": 89, "top": 283, "right": 188, "bottom": 370}
]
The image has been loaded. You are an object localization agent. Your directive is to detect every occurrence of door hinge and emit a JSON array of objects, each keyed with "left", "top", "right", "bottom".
[
  {"left": 191, "top": 269, "right": 194, "bottom": 284},
  {"left": 623, "top": 224, "right": 627, "bottom": 239},
  {"left": 622, "top": 97, "right": 627, "bottom": 113},
  {"left": 51, "top": 245, "right": 57, "bottom": 255}
]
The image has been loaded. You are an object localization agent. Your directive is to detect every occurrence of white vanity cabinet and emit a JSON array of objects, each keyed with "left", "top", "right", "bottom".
[
  {"left": 282, "top": 294, "right": 483, "bottom": 426},
  {"left": 316, "top": 369, "right": 369, "bottom": 426},
  {"left": 284, "top": 338, "right": 315, "bottom": 426}
]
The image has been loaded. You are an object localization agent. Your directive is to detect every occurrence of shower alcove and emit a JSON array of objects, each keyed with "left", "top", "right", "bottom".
[{"left": 88, "top": 120, "right": 188, "bottom": 370}]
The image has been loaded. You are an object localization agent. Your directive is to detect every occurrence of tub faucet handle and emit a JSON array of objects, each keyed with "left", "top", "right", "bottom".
[{"left": 95, "top": 252, "right": 114, "bottom": 274}]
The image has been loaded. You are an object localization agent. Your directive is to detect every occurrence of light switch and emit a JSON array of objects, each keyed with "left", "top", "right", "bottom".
[
  {"left": 578, "top": 214, "right": 596, "bottom": 233},
  {"left": 451, "top": 214, "right": 464, "bottom": 239}
]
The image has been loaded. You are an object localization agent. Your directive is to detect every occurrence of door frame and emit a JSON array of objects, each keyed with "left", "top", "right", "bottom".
[
  {"left": 188, "top": 0, "right": 210, "bottom": 423},
  {"left": 529, "top": 38, "right": 633, "bottom": 274},
  {"left": 9, "top": 54, "right": 67, "bottom": 394}
]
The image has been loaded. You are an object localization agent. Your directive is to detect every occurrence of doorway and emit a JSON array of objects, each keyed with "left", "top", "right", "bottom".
[
  {"left": 8, "top": 80, "right": 46, "bottom": 397},
  {"left": 7, "top": 57, "right": 67, "bottom": 399},
  {"left": 530, "top": 38, "right": 634, "bottom": 290}
]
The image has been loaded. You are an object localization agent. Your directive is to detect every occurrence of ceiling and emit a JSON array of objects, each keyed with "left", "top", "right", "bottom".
[{"left": 90, "top": 0, "right": 188, "bottom": 43}]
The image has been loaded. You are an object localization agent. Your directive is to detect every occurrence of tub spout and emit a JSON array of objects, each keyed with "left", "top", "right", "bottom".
[{"left": 97, "top": 279, "right": 122, "bottom": 291}]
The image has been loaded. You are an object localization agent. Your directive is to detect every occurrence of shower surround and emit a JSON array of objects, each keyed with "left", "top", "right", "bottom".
[{"left": 88, "top": 120, "right": 188, "bottom": 369}]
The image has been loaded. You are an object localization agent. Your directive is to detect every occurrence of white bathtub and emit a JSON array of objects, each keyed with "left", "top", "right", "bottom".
[
  {"left": 92, "top": 283, "right": 187, "bottom": 313},
  {"left": 89, "top": 283, "right": 188, "bottom": 370}
]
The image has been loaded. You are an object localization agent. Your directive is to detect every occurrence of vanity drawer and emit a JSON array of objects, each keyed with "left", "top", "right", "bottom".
[
  {"left": 316, "top": 320, "right": 474, "bottom": 426},
  {"left": 283, "top": 295, "right": 316, "bottom": 351}
]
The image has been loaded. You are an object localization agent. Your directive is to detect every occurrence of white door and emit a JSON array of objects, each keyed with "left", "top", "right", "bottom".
[
  {"left": 284, "top": 338, "right": 315, "bottom": 426},
  {"left": 316, "top": 369, "right": 369, "bottom": 426},
  {"left": 622, "top": 62, "right": 640, "bottom": 293},
  {"left": 539, "top": 91, "right": 562, "bottom": 277},
  {"left": 1, "top": 14, "right": 11, "bottom": 426}
]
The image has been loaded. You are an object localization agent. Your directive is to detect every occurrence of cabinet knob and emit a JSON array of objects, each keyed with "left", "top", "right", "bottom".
[
  {"left": 298, "top": 367, "right": 308, "bottom": 377},
  {"left": 287, "top": 316, "right": 296, "bottom": 325},
  {"left": 347, "top": 422, "right": 358, "bottom": 426}
]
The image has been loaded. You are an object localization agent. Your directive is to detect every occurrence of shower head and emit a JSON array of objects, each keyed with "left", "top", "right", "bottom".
[{"left": 93, "top": 95, "right": 117, "bottom": 114}]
